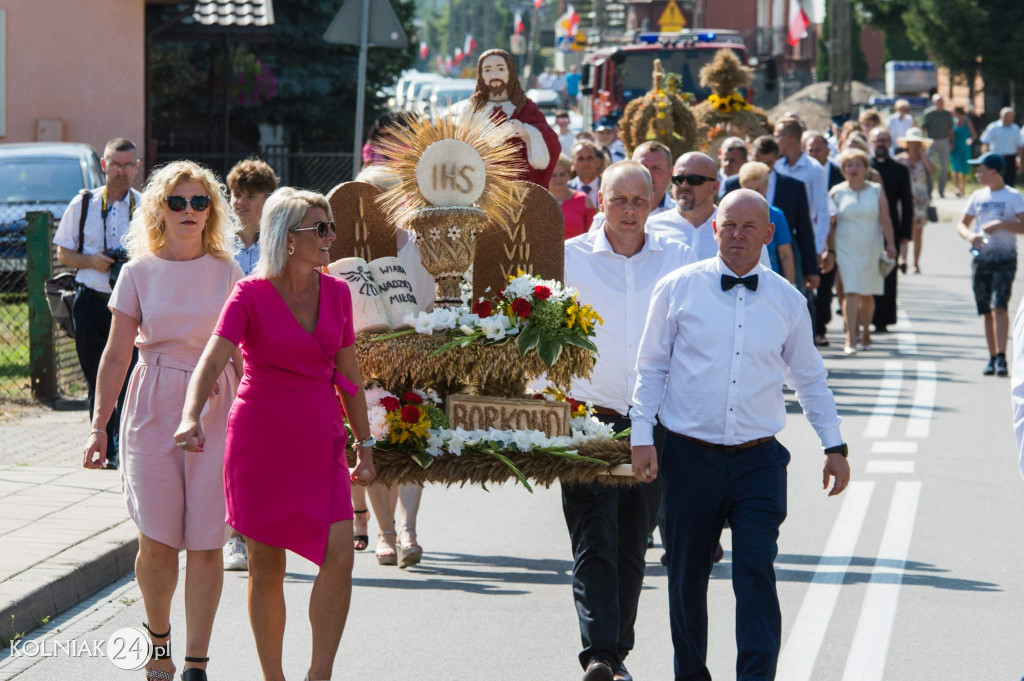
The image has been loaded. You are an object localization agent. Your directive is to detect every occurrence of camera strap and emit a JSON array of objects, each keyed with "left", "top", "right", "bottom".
[{"left": 100, "top": 186, "right": 135, "bottom": 252}]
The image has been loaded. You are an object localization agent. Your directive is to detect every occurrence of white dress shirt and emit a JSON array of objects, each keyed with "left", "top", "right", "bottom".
[
  {"left": 644, "top": 206, "right": 771, "bottom": 266},
  {"left": 630, "top": 256, "right": 842, "bottom": 448},
  {"left": 588, "top": 194, "right": 676, "bottom": 232},
  {"left": 980, "top": 121, "right": 1023, "bottom": 156},
  {"left": 565, "top": 228, "right": 697, "bottom": 415},
  {"left": 775, "top": 153, "right": 830, "bottom": 253},
  {"left": 559, "top": 131, "right": 576, "bottom": 157},
  {"left": 887, "top": 113, "right": 915, "bottom": 144},
  {"left": 568, "top": 176, "right": 601, "bottom": 207},
  {"left": 53, "top": 187, "right": 141, "bottom": 294}
]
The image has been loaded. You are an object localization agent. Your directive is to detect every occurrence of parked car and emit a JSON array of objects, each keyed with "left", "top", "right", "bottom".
[
  {"left": 425, "top": 79, "right": 476, "bottom": 116},
  {"left": 0, "top": 142, "right": 104, "bottom": 289}
]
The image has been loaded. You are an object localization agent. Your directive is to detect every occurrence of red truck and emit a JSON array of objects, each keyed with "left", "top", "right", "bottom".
[{"left": 579, "top": 30, "right": 751, "bottom": 130}]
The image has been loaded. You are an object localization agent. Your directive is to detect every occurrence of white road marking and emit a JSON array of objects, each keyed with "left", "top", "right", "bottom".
[
  {"left": 865, "top": 460, "right": 915, "bottom": 473},
  {"left": 776, "top": 481, "right": 875, "bottom": 681},
  {"left": 841, "top": 481, "right": 922, "bottom": 681},
  {"left": 896, "top": 309, "right": 918, "bottom": 355},
  {"left": 870, "top": 441, "right": 918, "bottom": 454},
  {"left": 905, "top": 361, "right": 937, "bottom": 438},
  {"left": 864, "top": 361, "right": 904, "bottom": 438}
]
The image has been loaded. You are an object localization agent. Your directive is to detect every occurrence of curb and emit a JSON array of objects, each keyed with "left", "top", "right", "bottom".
[{"left": 0, "top": 520, "right": 137, "bottom": 645}]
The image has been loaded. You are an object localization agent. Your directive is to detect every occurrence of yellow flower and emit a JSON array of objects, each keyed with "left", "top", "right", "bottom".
[{"left": 657, "top": 112, "right": 666, "bottom": 119}]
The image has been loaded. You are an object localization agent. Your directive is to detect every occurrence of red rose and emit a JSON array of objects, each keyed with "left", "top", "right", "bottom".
[
  {"left": 533, "top": 285, "right": 552, "bottom": 300},
  {"left": 472, "top": 300, "right": 493, "bottom": 318},
  {"left": 496, "top": 290, "right": 506, "bottom": 301},
  {"left": 380, "top": 396, "right": 401, "bottom": 412},
  {"left": 511, "top": 298, "right": 532, "bottom": 318},
  {"left": 567, "top": 398, "right": 581, "bottom": 412},
  {"left": 400, "top": 404, "right": 422, "bottom": 423},
  {"left": 401, "top": 391, "right": 423, "bottom": 404}
]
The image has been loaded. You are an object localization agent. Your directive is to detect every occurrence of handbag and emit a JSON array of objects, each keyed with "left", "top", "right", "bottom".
[
  {"left": 44, "top": 189, "right": 90, "bottom": 338},
  {"left": 927, "top": 205, "right": 938, "bottom": 222},
  {"left": 879, "top": 251, "right": 897, "bottom": 277}
]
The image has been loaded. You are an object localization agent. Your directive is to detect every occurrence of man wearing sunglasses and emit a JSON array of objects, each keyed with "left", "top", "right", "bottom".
[
  {"left": 54, "top": 138, "right": 142, "bottom": 470},
  {"left": 647, "top": 152, "right": 770, "bottom": 266}
]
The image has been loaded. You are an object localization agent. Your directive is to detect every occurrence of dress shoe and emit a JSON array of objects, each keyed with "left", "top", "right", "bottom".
[
  {"left": 614, "top": 663, "right": 633, "bottom": 681},
  {"left": 582, "top": 658, "right": 614, "bottom": 681},
  {"left": 102, "top": 455, "right": 119, "bottom": 470}
]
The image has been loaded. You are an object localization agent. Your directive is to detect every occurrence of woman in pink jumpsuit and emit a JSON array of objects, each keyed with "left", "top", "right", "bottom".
[{"left": 176, "top": 187, "right": 375, "bottom": 681}]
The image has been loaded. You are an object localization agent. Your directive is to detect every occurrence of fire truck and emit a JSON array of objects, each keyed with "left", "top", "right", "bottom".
[{"left": 579, "top": 30, "right": 751, "bottom": 130}]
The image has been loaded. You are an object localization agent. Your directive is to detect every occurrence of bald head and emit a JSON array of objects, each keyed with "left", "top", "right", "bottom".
[
  {"left": 602, "top": 160, "right": 653, "bottom": 195},
  {"left": 719, "top": 188, "right": 771, "bottom": 223},
  {"left": 674, "top": 151, "right": 717, "bottom": 176}
]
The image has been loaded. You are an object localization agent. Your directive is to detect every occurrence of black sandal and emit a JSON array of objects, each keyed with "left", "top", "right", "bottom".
[
  {"left": 143, "top": 622, "right": 173, "bottom": 681},
  {"left": 353, "top": 508, "right": 370, "bottom": 551},
  {"left": 182, "top": 656, "right": 210, "bottom": 681}
]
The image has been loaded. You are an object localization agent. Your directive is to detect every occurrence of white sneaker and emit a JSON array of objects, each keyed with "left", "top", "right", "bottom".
[{"left": 223, "top": 536, "right": 248, "bottom": 571}]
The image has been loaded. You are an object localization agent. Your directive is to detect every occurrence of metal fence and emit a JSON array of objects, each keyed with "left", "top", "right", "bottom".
[
  {"left": 0, "top": 209, "right": 85, "bottom": 403},
  {"left": 152, "top": 148, "right": 356, "bottom": 195}
]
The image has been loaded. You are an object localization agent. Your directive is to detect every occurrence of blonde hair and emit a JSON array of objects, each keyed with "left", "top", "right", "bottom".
[
  {"left": 253, "top": 187, "right": 333, "bottom": 279},
  {"left": 738, "top": 161, "right": 771, "bottom": 188},
  {"left": 837, "top": 148, "right": 871, "bottom": 174},
  {"left": 554, "top": 154, "right": 573, "bottom": 175},
  {"left": 123, "top": 160, "right": 238, "bottom": 262}
]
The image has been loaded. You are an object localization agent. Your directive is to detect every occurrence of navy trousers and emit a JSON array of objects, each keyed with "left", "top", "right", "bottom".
[
  {"left": 561, "top": 413, "right": 665, "bottom": 670},
  {"left": 72, "top": 285, "right": 135, "bottom": 461},
  {"left": 661, "top": 433, "right": 789, "bottom": 681}
]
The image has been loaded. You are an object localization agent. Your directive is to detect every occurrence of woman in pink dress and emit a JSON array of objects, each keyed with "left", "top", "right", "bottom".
[
  {"left": 176, "top": 187, "right": 375, "bottom": 681},
  {"left": 82, "top": 161, "right": 243, "bottom": 681},
  {"left": 550, "top": 155, "right": 595, "bottom": 239}
]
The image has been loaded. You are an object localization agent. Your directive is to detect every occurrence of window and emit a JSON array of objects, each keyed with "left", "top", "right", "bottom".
[{"left": 0, "top": 159, "right": 87, "bottom": 203}]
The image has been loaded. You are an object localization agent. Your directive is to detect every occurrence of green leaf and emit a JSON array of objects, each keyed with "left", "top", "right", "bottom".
[
  {"left": 564, "top": 335, "right": 598, "bottom": 353},
  {"left": 613, "top": 428, "right": 631, "bottom": 440},
  {"left": 489, "top": 451, "right": 533, "bottom": 493},
  {"left": 409, "top": 451, "right": 434, "bottom": 469},
  {"left": 517, "top": 324, "right": 542, "bottom": 355},
  {"left": 372, "top": 329, "right": 417, "bottom": 342},
  {"left": 537, "top": 334, "right": 564, "bottom": 367}
]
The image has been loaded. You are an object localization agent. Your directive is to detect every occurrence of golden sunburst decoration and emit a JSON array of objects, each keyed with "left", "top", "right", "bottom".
[{"left": 374, "top": 108, "right": 525, "bottom": 230}]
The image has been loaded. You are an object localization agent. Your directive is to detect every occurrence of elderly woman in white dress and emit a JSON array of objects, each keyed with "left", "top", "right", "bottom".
[{"left": 828, "top": 148, "right": 897, "bottom": 354}]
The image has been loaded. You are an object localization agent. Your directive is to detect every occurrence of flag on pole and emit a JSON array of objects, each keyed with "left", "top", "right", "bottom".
[
  {"left": 534, "top": 0, "right": 543, "bottom": 8},
  {"left": 787, "top": 0, "right": 810, "bottom": 46},
  {"left": 454, "top": 47, "right": 464, "bottom": 65},
  {"left": 419, "top": 41, "right": 429, "bottom": 60},
  {"left": 514, "top": 10, "right": 525, "bottom": 35},
  {"left": 464, "top": 33, "right": 477, "bottom": 56},
  {"left": 557, "top": 4, "right": 580, "bottom": 38}
]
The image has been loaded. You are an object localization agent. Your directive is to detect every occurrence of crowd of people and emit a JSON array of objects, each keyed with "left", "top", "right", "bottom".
[{"left": 57, "top": 82, "right": 1024, "bottom": 680}]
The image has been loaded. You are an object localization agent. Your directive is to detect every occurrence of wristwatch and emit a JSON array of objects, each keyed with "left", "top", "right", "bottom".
[
  {"left": 358, "top": 435, "right": 376, "bottom": 449},
  {"left": 824, "top": 443, "right": 849, "bottom": 458}
]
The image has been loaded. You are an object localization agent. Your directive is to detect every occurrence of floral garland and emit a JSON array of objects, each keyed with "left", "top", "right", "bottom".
[
  {"left": 355, "top": 386, "right": 627, "bottom": 492},
  {"left": 377, "top": 271, "right": 603, "bottom": 368},
  {"left": 707, "top": 92, "right": 752, "bottom": 113}
]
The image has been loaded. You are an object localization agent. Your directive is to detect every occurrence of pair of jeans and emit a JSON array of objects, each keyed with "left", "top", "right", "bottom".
[
  {"left": 661, "top": 433, "right": 789, "bottom": 681},
  {"left": 72, "top": 285, "right": 136, "bottom": 460},
  {"left": 561, "top": 413, "right": 664, "bottom": 670}
]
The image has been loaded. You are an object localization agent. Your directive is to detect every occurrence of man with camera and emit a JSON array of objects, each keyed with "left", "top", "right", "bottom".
[{"left": 53, "top": 138, "right": 141, "bottom": 469}]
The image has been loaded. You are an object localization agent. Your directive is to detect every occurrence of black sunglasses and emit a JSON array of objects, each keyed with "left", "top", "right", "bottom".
[
  {"left": 165, "top": 195, "right": 211, "bottom": 212},
  {"left": 671, "top": 174, "right": 717, "bottom": 187},
  {"left": 290, "top": 221, "right": 337, "bottom": 239}
]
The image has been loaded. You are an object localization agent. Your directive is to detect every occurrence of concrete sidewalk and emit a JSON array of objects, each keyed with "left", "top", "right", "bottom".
[{"left": 0, "top": 406, "right": 135, "bottom": 646}]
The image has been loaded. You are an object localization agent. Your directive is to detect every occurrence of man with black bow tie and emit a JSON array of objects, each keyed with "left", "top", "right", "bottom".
[{"left": 630, "top": 189, "right": 850, "bottom": 681}]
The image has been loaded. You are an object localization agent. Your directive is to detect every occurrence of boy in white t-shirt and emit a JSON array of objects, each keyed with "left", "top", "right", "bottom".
[{"left": 958, "top": 152, "right": 1024, "bottom": 376}]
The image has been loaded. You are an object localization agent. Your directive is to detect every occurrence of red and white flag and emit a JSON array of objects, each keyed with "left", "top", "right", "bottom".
[
  {"left": 464, "top": 33, "right": 477, "bottom": 56},
  {"left": 557, "top": 4, "right": 580, "bottom": 38},
  {"left": 514, "top": 10, "right": 525, "bottom": 35},
  {"left": 419, "top": 41, "right": 429, "bottom": 60},
  {"left": 787, "top": 0, "right": 810, "bottom": 46},
  {"left": 534, "top": 0, "right": 543, "bottom": 8},
  {"left": 454, "top": 47, "right": 464, "bottom": 65}
]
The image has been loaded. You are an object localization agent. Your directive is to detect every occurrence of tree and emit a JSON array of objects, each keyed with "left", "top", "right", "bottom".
[
  {"left": 816, "top": 5, "right": 869, "bottom": 83},
  {"left": 858, "top": 0, "right": 926, "bottom": 62}
]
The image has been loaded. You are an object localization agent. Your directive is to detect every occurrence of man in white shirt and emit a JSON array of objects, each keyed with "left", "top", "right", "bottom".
[
  {"left": 556, "top": 110, "right": 576, "bottom": 157},
  {"left": 53, "top": 137, "right": 142, "bottom": 470},
  {"left": 588, "top": 141, "right": 676, "bottom": 232},
  {"left": 886, "top": 99, "right": 915, "bottom": 150},
  {"left": 568, "top": 140, "right": 603, "bottom": 207},
  {"left": 563, "top": 161, "right": 696, "bottom": 681},
  {"left": 980, "top": 107, "right": 1023, "bottom": 188},
  {"left": 646, "top": 152, "right": 771, "bottom": 266},
  {"left": 716, "top": 136, "right": 748, "bottom": 199},
  {"left": 630, "top": 189, "right": 850, "bottom": 681},
  {"left": 595, "top": 117, "right": 628, "bottom": 162},
  {"left": 774, "top": 118, "right": 830, "bottom": 257}
]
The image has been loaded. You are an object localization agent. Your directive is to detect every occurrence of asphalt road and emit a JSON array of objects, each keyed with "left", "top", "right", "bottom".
[{"left": 5, "top": 195, "right": 1024, "bottom": 680}]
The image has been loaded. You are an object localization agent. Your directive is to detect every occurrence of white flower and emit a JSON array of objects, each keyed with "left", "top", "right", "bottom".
[
  {"left": 425, "top": 388, "right": 442, "bottom": 405},
  {"left": 413, "top": 314, "right": 435, "bottom": 335},
  {"left": 479, "top": 315, "right": 507, "bottom": 341},
  {"left": 367, "top": 406, "right": 389, "bottom": 440},
  {"left": 426, "top": 430, "right": 446, "bottom": 457},
  {"left": 505, "top": 275, "right": 535, "bottom": 300},
  {"left": 447, "top": 225, "right": 460, "bottom": 240},
  {"left": 430, "top": 228, "right": 441, "bottom": 240},
  {"left": 447, "top": 432, "right": 466, "bottom": 456},
  {"left": 364, "top": 386, "right": 396, "bottom": 409}
]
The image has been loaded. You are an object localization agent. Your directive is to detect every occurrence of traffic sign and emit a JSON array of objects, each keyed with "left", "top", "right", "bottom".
[
  {"left": 657, "top": 0, "right": 686, "bottom": 32},
  {"left": 570, "top": 31, "right": 588, "bottom": 52}
]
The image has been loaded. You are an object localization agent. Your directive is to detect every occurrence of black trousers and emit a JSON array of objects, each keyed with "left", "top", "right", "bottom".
[
  {"left": 72, "top": 285, "right": 136, "bottom": 460},
  {"left": 662, "top": 434, "right": 789, "bottom": 681},
  {"left": 873, "top": 261, "right": 899, "bottom": 329},
  {"left": 814, "top": 267, "right": 836, "bottom": 336},
  {"left": 1003, "top": 155, "right": 1018, "bottom": 187},
  {"left": 561, "top": 413, "right": 664, "bottom": 670}
]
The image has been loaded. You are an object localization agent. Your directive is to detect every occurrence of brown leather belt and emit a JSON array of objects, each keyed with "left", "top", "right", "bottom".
[
  {"left": 670, "top": 431, "right": 775, "bottom": 453},
  {"left": 591, "top": 405, "right": 623, "bottom": 417}
]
